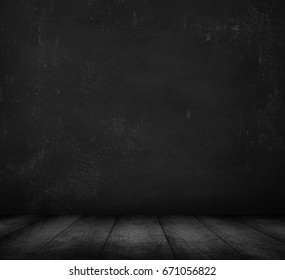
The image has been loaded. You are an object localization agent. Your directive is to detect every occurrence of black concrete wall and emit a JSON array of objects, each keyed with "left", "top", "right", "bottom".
[{"left": 1, "top": 0, "right": 285, "bottom": 214}]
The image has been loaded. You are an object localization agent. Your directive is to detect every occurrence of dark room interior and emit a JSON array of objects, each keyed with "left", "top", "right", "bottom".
[{"left": 0, "top": 0, "right": 285, "bottom": 260}]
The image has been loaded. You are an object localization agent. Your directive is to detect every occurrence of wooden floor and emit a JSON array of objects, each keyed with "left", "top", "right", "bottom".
[{"left": 0, "top": 215, "right": 285, "bottom": 259}]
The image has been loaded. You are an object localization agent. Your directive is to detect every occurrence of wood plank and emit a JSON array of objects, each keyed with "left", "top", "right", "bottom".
[
  {"left": 236, "top": 216, "right": 285, "bottom": 244},
  {"left": 159, "top": 216, "right": 243, "bottom": 259},
  {"left": 0, "top": 215, "right": 42, "bottom": 239},
  {"left": 100, "top": 215, "right": 174, "bottom": 259},
  {"left": 33, "top": 216, "right": 115, "bottom": 259},
  {"left": 0, "top": 216, "right": 80, "bottom": 259},
  {"left": 197, "top": 216, "right": 285, "bottom": 259}
]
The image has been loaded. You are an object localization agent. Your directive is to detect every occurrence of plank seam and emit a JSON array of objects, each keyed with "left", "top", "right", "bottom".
[
  {"left": 194, "top": 216, "right": 245, "bottom": 259},
  {"left": 157, "top": 216, "right": 177, "bottom": 260},
  {"left": 30, "top": 216, "right": 82, "bottom": 258},
  {"left": 234, "top": 217, "right": 285, "bottom": 246},
  {"left": 0, "top": 216, "right": 46, "bottom": 241},
  {"left": 98, "top": 215, "right": 118, "bottom": 259}
]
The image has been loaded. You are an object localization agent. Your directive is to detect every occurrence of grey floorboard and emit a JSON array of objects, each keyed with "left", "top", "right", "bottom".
[
  {"left": 197, "top": 216, "right": 285, "bottom": 259},
  {"left": 160, "top": 216, "right": 243, "bottom": 259},
  {"left": 237, "top": 216, "right": 285, "bottom": 244},
  {"left": 99, "top": 215, "right": 174, "bottom": 259},
  {"left": 0, "top": 215, "right": 42, "bottom": 239},
  {"left": 33, "top": 216, "right": 115, "bottom": 259},
  {"left": 0, "top": 216, "right": 80, "bottom": 259}
]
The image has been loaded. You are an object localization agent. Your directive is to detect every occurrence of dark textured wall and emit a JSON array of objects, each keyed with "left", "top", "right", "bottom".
[{"left": 0, "top": 0, "right": 285, "bottom": 214}]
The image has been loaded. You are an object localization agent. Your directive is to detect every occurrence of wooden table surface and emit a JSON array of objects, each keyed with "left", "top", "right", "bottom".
[{"left": 0, "top": 215, "right": 285, "bottom": 259}]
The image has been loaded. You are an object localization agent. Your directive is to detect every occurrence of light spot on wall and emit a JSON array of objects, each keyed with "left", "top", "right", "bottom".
[{"left": 186, "top": 109, "right": 191, "bottom": 120}]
